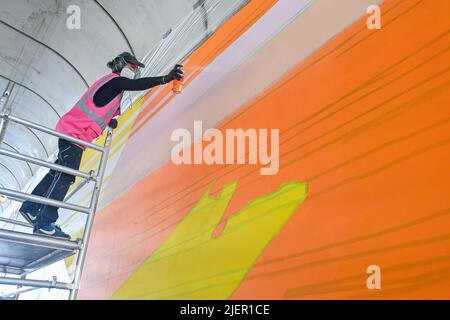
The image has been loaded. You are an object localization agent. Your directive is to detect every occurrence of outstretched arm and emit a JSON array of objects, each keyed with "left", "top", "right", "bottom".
[
  {"left": 93, "top": 65, "right": 184, "bottom": 107},
  {"left": 115, "top": 64, "right": 184, "bottom": 91},
  {"left": 114, "top": 76, "right": 165, "bottom": 91}
]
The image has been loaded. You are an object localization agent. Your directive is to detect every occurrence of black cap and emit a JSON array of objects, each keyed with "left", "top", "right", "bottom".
[{"left": 118, "top": 52, "right": 145, "bottom": 68}]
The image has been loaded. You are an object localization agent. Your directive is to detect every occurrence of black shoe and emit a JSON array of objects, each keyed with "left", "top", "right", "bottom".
[{"left": 33, "top": 223, "right": 71, "bottom": 240}]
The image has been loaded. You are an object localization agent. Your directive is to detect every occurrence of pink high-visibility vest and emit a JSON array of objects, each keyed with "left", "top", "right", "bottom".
[{"left": 56, "top": 73, "right": 123, "bottom": 148}]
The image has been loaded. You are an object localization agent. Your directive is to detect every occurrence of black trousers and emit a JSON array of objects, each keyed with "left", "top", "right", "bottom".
[{"left": 20, "top": 139, "right": 83, "bottom": 226}]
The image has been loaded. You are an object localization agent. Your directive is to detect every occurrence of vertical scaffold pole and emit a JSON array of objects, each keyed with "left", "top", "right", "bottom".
[
  {"left": 0, "top": 81, "right": 15, "bottom": 146},
  {"left": 69, "top": 128, "right": 113, "bottom": 300}
]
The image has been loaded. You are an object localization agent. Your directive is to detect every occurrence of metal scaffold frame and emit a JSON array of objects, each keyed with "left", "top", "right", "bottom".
[{"left": 0, "top": 82, "right": 113, "bottom": 300}]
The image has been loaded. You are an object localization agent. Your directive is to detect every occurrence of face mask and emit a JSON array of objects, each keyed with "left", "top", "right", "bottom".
[
  {"left": 133, "top": 69, "right": 141, "bottom": 79},
  {"left": 121, "top": 65, "right": 141, "bottom": 79},
  {"left": 121, "top": 67, "right": 135, "bottom": 79}
]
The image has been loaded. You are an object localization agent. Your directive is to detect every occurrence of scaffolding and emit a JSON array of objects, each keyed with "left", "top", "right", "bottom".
[{"left": 0, "top": 82, "right": 113, "bottom": 300}]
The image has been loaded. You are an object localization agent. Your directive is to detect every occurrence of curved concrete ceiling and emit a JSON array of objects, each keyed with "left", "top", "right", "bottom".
[{"left": 0, "top": 0, "right": 246, "bottom": 215}]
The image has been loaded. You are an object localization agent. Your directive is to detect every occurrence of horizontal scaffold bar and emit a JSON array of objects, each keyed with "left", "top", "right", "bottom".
[
  {"left": 0, "top": 229, "right": 80, "bottom": 251},
  {"left": 0, "top": 276, "right": 73, "bottom": 290},
  {"left": 0, "top": 188, "right": 90, "bottom": 214},
  {"left": 0, "top": 114, "right": 105, "bottom": 152},
  {"left": 0, "top": 217, "right": 32, "bottom": 228},
  {"left": 0, "top": 148, "right": 95, "bottom": 180}
]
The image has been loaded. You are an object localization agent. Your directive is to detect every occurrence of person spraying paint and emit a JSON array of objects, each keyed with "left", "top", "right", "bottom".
[{"left": 19, "top": 52, "right": 184, "bottom": 239}]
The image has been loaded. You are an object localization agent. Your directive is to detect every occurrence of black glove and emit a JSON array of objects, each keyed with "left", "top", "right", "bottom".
[
  {"left": 108, "top": 118, "right": 118, "bottom": 129},
  {"left": 163, "top": 64, "right": 184, "bottom": 83}
]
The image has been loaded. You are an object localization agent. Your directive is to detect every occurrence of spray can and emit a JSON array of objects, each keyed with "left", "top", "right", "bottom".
[{"left": 172, "top": 79, "right": 183, "bottom": 94}]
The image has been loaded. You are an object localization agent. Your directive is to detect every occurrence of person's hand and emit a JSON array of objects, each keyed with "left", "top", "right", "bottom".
[
  {"left": 108, "top": 118, "right": 118, "bottom": 129},
  {"left": 163, "top": 64, "right": 184, "bottom": 83}
]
